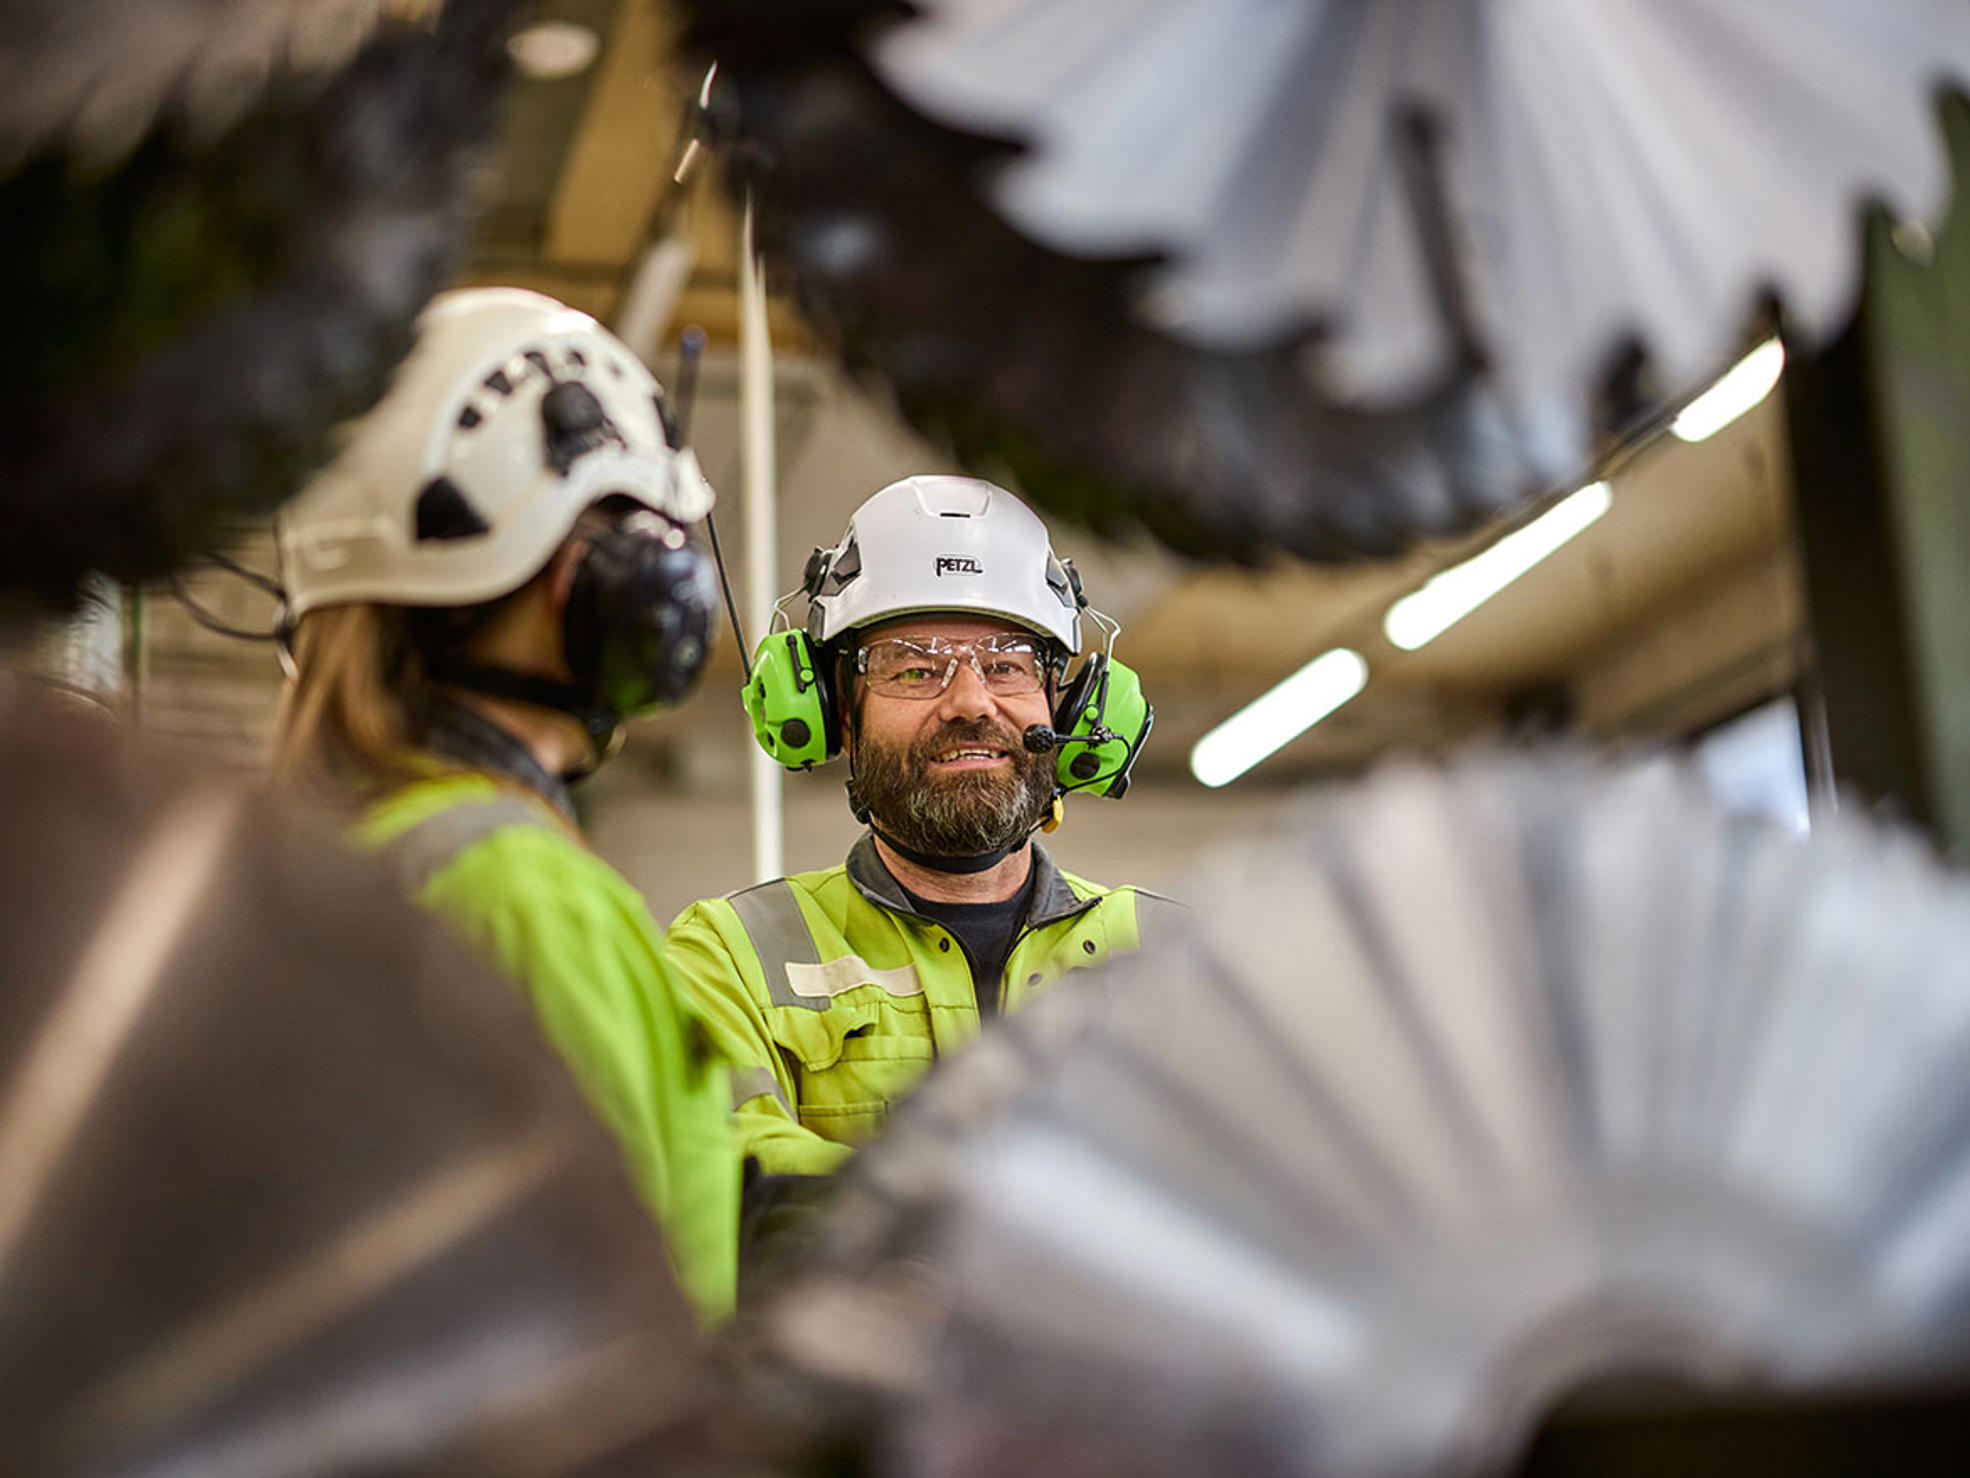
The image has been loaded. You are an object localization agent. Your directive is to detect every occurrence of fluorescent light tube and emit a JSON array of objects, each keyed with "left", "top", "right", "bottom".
[
  {"left": 1671, "top": 338, "right": 1785, "bottom": 442},
  {"left": 1190, "top": 648, "right": 1368, "bottom": 788},
  {"left": 1383, "top": 481, "right": 1612, "bottom": 652}
]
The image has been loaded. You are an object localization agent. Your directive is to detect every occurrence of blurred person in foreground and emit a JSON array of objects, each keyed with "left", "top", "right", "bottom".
[
  {"left": 273, "top": 286, "right": 739, "bottom": 1320},
  {"left": 664, "top": 476, "right": 1173, "bottom": 1236}
]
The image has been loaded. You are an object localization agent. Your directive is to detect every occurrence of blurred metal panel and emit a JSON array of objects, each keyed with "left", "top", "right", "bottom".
[
  {"left": 1788, "top": 96, "right": 1970, "bottom": 854},
  {"left": 0, "top": 687, "right": 707, "bottom": 1476}
]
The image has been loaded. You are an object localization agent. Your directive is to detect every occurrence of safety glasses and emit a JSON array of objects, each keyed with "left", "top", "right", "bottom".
[{"left": 855, "top": 634, "right": 1047, "bottom": 699}]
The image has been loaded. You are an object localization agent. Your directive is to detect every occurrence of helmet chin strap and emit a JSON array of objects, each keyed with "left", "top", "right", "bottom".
[
  {"left": 867, "top": 822, "right": 1026, "bottom": 876},
  {"left": 426, "top": 661, "right": 620, "bottom": 774}
]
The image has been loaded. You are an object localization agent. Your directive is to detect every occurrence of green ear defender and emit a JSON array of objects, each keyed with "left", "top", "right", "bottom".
[
  {"left": 1051, "top": 654, "right": 1153, "bottom": 799},
  {"left": 743, "top": 630, "right": 838, "bottom": 770}
]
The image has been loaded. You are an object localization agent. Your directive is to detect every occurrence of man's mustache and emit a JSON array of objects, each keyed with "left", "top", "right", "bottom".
[{"left": 909, "top": 720, "right": 1029, "bottom": 768}]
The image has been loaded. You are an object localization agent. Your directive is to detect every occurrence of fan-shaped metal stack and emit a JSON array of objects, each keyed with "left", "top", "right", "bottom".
[
  {"left": 682, "top": 0, "right": 1970, "bottom": 562},
  {"left": 0, "top": 686, "right": 704, "bottom": 1476},
  {"left": 0, "top": 0, "right": 519, "bottom": 607},
  {"left": 738, "top": 753, "right": 1970, "bottom": 1475}
]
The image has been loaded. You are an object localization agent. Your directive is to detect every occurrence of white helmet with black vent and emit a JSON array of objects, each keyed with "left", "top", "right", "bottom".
[
  {"left": 278, "top": 287, "right": 715, "bottom": 620},
  {"left": 805, "top": 476, "right": 1082, "bottom": 652}
]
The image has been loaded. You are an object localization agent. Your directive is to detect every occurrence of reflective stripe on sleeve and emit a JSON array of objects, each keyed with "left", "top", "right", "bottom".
[
  {"left": 729, "top": 1065, "right": 790, "bottom": 1112},
  {"left": 724, "top": 879, "right": 827, "bottom": 1011},
  {"left": 382, "top": 796, "right": 553, "bottom": 896}
]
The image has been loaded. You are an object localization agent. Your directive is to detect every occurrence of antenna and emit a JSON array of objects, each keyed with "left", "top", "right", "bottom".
[{"left": 677, "top": 325, "right": 752, "bottom": 680}]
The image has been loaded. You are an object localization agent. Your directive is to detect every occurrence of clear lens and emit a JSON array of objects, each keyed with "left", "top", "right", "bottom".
[{"left": 860, "top": 636, "right": 1044, "bottom": 699}]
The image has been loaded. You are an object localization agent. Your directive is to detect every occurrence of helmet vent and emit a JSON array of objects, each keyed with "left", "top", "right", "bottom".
[
  {"left": 541, "top": 380, "right": 625, "bottom": 476},
  {"left": 414, "top": 477, "right": 491, "bottom": 542}
]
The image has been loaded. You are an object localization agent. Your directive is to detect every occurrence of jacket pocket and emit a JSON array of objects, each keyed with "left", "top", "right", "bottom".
[
  {"left": 763, "top": 991, "right": 937, "bottom": 1146},
  {"left": 765, "top": 997, "right": 883, "bottom": 1073}
]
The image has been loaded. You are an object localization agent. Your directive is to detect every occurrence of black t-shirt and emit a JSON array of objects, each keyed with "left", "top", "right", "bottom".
[{"left": 899, "top": 868, "right": 1037, "bottom": 1017}]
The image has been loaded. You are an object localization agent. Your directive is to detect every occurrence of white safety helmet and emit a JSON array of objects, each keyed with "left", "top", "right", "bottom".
[
  {"left": 805, "top": 476, "right": 1082, "bottom": 652},
  {"left": 278, "top": 287, "right": 715, "bottom": 620}
]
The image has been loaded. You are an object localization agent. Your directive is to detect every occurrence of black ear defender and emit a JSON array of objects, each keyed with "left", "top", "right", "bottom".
[
  {"left": 563, "top": 507, "right": 719, "bottom": 721},
  {"left": 405, "top": 509, "right": 719, "bottom": 763}
]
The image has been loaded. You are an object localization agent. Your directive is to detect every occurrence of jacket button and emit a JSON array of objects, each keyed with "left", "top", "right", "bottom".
[
  {"left": 938, "top": 937, "right": 950, "bottom": 952},
  {"left": 1027, "top": 973, "right": 1042, "bottom": 988},
  {"left": 1082, "top": 939, "right": 1097, "bottom": 955}
]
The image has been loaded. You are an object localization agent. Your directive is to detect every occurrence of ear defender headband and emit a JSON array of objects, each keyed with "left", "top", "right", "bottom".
[{"left": 562, "top": 509, "right": 718, "bottom": 718}]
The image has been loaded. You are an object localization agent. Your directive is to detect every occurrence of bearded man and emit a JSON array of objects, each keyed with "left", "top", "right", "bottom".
[{"left": 663, "top": 476, "right": 1172, "bottom": 1212}]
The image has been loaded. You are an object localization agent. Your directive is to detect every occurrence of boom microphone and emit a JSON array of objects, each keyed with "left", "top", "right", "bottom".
[{"left": 1023, "top": 724, "right": 1115, "bottom": 753}]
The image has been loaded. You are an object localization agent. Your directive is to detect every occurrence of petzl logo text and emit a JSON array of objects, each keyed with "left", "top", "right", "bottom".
[{"left": 935, "top": 556, "right": 983, "bottom": 576}]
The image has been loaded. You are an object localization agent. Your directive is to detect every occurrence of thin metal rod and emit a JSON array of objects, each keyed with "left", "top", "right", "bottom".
[{"left": 740, "top": 194, "right": 784, "bottom": 882}]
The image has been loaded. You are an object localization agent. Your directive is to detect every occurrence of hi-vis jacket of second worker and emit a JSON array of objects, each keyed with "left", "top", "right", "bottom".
[
  {"left": 359, "top": 767, "right": 741, "bottom": 1321},
  {"left": 663, "top": 835, "right": 1178, "bottom": 1176},
  {"left": 270, "top": 288, "right": 739, "bottom": 1321}
]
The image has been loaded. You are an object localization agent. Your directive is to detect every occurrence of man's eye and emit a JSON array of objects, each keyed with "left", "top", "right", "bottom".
[
  {"left": 893, "top": 665, "right": 937, "bottom": 683},
  {"left": 984, "top": 660, "right": 1023, "bottom": 677}
]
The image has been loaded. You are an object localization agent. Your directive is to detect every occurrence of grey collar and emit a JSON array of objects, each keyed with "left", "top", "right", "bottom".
[
  {"left": 422, "top": 702, "right": 577, "bottom": 824},
  {"left": 846, "top": 832, "right": 1094, "bottom": 929}
]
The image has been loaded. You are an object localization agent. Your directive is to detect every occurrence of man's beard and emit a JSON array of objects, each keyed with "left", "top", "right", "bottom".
[{"left": 854, "top": 718, "right": 1057, "bottom": 858}]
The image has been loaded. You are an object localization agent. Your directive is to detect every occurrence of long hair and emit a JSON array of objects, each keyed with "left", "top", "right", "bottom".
[{"left": 271, "top": 603, "right": 438, "bottom": 802}]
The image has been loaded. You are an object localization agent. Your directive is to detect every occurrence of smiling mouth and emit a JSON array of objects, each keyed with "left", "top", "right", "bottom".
[{"left": 929, "top": 747, "right": 1009, "bottom": 764}]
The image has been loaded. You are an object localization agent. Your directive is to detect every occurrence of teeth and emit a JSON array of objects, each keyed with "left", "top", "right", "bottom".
[{"left": 936, "top": 749, "right": 1002, "bottom": 761}]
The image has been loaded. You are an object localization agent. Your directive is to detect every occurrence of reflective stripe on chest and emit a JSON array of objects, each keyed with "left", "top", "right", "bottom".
[
  {"left": 785, "top": 955, "right": 923, "bottom": 1000},
  {"left": 727, "top": 877, "right": 932, "bottom": 1010}
]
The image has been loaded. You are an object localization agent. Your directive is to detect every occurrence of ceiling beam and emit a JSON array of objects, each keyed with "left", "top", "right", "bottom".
[{"left": 542, "top": 0, "right": 682, "bottom": 266}]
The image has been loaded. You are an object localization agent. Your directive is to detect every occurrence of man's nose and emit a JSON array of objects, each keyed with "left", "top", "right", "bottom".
[{"left": 934, "top": 655, "right": 997, "bottom": 721}]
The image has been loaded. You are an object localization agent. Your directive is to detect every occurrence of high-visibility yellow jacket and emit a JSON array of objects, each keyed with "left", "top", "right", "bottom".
[
  {"left": 356, "top": 771, "right": 740, "bottom": 1321},
  {"left": 663, "top": 835, "right": 1178, "bottom": 1175}
]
